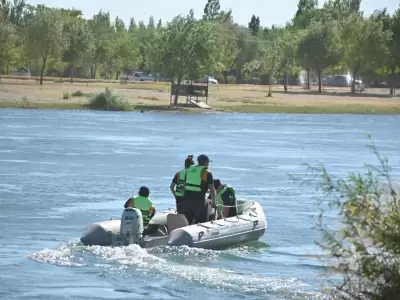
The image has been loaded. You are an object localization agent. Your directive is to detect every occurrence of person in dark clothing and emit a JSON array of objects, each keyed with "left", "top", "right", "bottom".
[
  {"left": 170, "top": 155, "right": 195, "bottom": 213},
  {"left": 213, "top": 179, "right": 237, "bottom": 219},
  {"left": 180, "top": 154, "right": 216, "bottom": 224}
]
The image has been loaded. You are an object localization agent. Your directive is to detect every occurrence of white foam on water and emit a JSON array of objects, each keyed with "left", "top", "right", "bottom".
[
  {"left": 27, "top": 241, "right": 329, "bottom": 299},
  {"left": 28, "top": 241, "right": 86, "bottom": 267}
]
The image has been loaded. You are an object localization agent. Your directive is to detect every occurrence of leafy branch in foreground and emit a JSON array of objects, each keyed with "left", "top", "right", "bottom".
[{"left": 291, "top": 135, "right": 400, "bottom": 300}]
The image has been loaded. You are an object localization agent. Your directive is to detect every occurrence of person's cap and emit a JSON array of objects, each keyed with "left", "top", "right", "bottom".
[{"left": 197, "top": 154, "right": 212, "bottom": 163}]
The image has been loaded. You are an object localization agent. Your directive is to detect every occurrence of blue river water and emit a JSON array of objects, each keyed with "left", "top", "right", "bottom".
[{"left": 0, "top": 109, "right": 399, "bottom": 300}]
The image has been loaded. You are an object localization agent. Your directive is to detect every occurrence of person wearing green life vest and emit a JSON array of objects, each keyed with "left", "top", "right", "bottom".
[
  {"left": 123, "top": 186, "right": 156, "bottom": 235},
  {"left": 170, "top": 155, "right": 195, "bottom": 214},
  {"left": 213, "top": 179, "right": 237, "bottom": 219},
  {"left": 181, "top": 154, "right": 216, "bottom": 224}
]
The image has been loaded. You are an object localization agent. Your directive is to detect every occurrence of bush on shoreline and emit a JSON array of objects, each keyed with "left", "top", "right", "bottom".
[
  {"left": 87, "top": 88, "right": 132, "bottom": 111},
  {"left": 291, "top": 135, "right": 400, "bottom": 299}
]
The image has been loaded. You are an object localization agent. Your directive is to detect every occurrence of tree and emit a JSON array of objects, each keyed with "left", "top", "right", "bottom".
[
  {"left": 203, "top": 0, "right": 220, "bottom": 21},
  {"left": 128, "top": 17, "right": 136, "bottom": 31},
  {"left": 259, "top": 38, "right": 282, "bottom": 96},
  {"left": 341, "top": 14, "right": 389, "bottom": 92},
  {"left": 62, "top": 12, "right": 93, "bottom": 82},
  {"left": 0, "top": 11, "right": 16, "bottom": 76},
  {"left": 159, "top": 11, "right": 219, "bottom": 105},
  {"left": 248, "top": 15, "right": 260, "bottom": 36},
  {"left": 87, "top": 10, "right": 114, "bottom": 79},
  {"left": 371, "top": 8, "right": 400, "bottom": 95},
  {"left": 157, "top": 19, "right": 162, "bottom": 29},
  {"left": 279, "top": 27, "right": 303, "bottom": 91},
  {"left": 297, "top": 20, "right": 343, "bottom": 92},
  {"left": 293, "top": 0, "right": 319, "bottom": 29},
  {"left": 292, "top": 136, "right": 400, "bottom": 299},
  {"left": 147, "top": 16, "right": 155, "bottom": 29},
  {"left": 26, "top": 5, "right": 67, "bottom": 85}
]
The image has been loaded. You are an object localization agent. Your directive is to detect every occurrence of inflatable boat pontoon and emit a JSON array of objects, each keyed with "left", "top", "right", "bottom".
[{"left": 80, "top": 199, "right": 266, "bottom": 249}]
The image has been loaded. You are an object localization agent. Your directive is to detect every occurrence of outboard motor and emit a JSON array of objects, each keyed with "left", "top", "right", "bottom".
[{"left": 119, "top": 207, "right": 144, "bottom": 246}]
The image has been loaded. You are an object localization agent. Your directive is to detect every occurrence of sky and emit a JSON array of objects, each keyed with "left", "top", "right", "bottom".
[{"left": 25, "top": 0, "right": 399, "bottom": 27}]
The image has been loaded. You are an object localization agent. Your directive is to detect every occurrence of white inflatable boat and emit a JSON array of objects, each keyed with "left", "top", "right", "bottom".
[{"left": 80, "top": 199, "right": 267, "bottom": 249}]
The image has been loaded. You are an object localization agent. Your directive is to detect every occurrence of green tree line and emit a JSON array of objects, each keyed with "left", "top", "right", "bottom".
[{"left": 1, "top": 0, "right": 400, "bottom": 95}]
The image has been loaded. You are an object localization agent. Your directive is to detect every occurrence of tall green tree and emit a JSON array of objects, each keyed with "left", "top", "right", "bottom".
[
  {"left": 0, "top": 10, "right": 16, "bottom": 75},
  {"left": 297, "top": 20, "right": 343, "bottom": 92},
  {"left": 203, "top": 0, "right": 220, "bottom": 21},
  {"left": 259, "top": 38, "right": 282, "bottom": 96},
  {"left": 159, "top": 10, "right": 219, "bottom": 105},
  {"left": 371, "top": 8, "right": 400, "bottom": 95},
  {"left": 26, "top": 5, "right": 67, "bottom": 85},
  {"left": 248, "top": 15, "right": 260, "bottom": 36},
  {"left": 62, "top": 11, "right": 93, "bottom": 82},
  {"left": 147, "top": 16, "right": 155, "bottom": 29},
  {"left": 87, "top": 10, "right": 114, "bottom": 79},
  {"left": 341, "top": 14, "right": 389, "bottom": 92}
]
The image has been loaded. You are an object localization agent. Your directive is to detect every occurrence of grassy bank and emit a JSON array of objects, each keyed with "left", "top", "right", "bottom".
[
  {"left": 2, "top": 98, "right": 400, "bottom": 114},
  {"left": 1, "top": 78, "right": 400, "bottom": 114}
]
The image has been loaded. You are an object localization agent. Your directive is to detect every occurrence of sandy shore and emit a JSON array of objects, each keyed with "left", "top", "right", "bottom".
[{"left": 0, "top": 77, "right": 399, "bottom": 114}]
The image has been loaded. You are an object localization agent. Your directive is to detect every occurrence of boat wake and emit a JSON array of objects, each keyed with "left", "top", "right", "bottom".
[{"left": 28, "top": 239, "right": 329, "bottom": 299}]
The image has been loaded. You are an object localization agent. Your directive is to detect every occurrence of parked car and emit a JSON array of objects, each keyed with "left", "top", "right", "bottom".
[
  {"left": 195, "top": 76, "right": 218, "bottom": 84},
  {"left": 127, "top": 71, "right": 154, "bottom": 81}
]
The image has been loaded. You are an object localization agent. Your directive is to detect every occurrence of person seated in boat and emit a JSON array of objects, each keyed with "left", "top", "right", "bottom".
[
  {"left": 124, "top": 186, "right": 156, "bottom": 235},
  {"left": 170, "top": 154, "right": 195, "bottom": 214},
  {"left": 212, "top": 179, "right": 237, "bottom": 219},
  {"left": 181, "top": 154, "right": 216, "bottom": 224}
]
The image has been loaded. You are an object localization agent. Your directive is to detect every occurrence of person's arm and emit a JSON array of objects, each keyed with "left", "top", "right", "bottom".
[
  {"left": 207, "top": 171, "right": 216, "bottom": 207},
  {"left": 170, "top": 174, "right": 178, "bottom": 196}
]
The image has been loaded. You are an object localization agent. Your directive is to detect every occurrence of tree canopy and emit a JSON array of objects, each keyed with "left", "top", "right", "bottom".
[{"left": 0, "top": 0, "right": 399, "bottom": 94}]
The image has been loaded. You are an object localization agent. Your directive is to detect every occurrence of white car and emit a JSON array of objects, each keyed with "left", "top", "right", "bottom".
[
  {"left": 127, "top": 72, "right": 154, "bottom": 82},
  {"left": 196, "top": 76, "right": 218, "bottom": 84}
]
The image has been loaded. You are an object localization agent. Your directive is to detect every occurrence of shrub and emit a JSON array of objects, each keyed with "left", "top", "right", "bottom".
[
  {"left": 87, "top": 88, "right": 132, "bottom": 111},
  {"left": 71, "top": 90, "right": 85, "bottom": 97},
  {"left": 62, "top": 92, "right": 69, "bottom": 99},
  {"left": 291, "top": 135, "right": 400, "bottom": 300}
]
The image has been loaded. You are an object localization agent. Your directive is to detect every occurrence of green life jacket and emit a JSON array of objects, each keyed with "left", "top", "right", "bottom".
[
  {"left": 217, "top": 185, "right": 236, "bottom": 213},
  {"left": 184, "top": 165, "right": 207, "bottom": 192},
  {"left": 127, "top": 195, "right": 155, "bottom": 227},
  {"left": 175, "top": 168, "right": 188, "bottom": 197}
]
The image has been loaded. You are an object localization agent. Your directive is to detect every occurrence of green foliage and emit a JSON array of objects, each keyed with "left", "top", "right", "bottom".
[
  {"left": 71, "top": 90, "right": 85, "bottom": 97},
  {"left": 297, "top": 20, "right": 343, "bottom": 91},
  {"left": 248, "top": 15, "right": 260, "bottom": 36},
  {"left": 158, "top": 11, "right": 220, "bottom": 104},
  {"left": 1, "top": 0, "right": 400, "bottom": 95},
  {"left": 340, "top": 14, "right": 389, "bottom": 92},
  {"left": 87, "top": 88, "right": 132, "bottom": 111},
  {"left": 203, "top": 0, "right": 220, "bottom": 21},
  {"left": 25, "top": 5, "right": 68, "bottom": 84},
  {"left": 291, "top": 135, "right": 400, "bottom": 299}
]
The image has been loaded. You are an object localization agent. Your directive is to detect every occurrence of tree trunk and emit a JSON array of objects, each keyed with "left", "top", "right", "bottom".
[
  {"left": 306, "top": 68, "right": 310, "bottom": 89},
  {"left": 222, "top": 70, "right": 228, "bottom": 84},
  {"left": 70, "top": 66, "right": 74, "bottom": 84},
  {"left": 115, "top": 71, "right": 120, "bottom": 80},
  {"left": 236, "top": 66, "right": 242, "bottom": 84},
  {"left": 36, "top": 59, "right": 39, "bottom": 83},
  {"left": 390, "top": 66, "right": 396, "bottom": 95},
  {"left": 39, "top": 55, "right": 48, "bottom": 86},
  {"left": 173, "top": 73, "right": 183, "bottom": 106},
  {"left": 284, "top": 59, "right": 288, "bottom": 92},
  {"left": 351, "top": 74, "right": 356, "bottom": 93},
  {"left": 317, "top": 68, "right": 322, "bottom": 93}
]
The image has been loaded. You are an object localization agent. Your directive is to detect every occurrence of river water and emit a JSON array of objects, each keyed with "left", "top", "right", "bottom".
[{"left": 1, "top": 109, "right": 399, "bottom": 300}]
